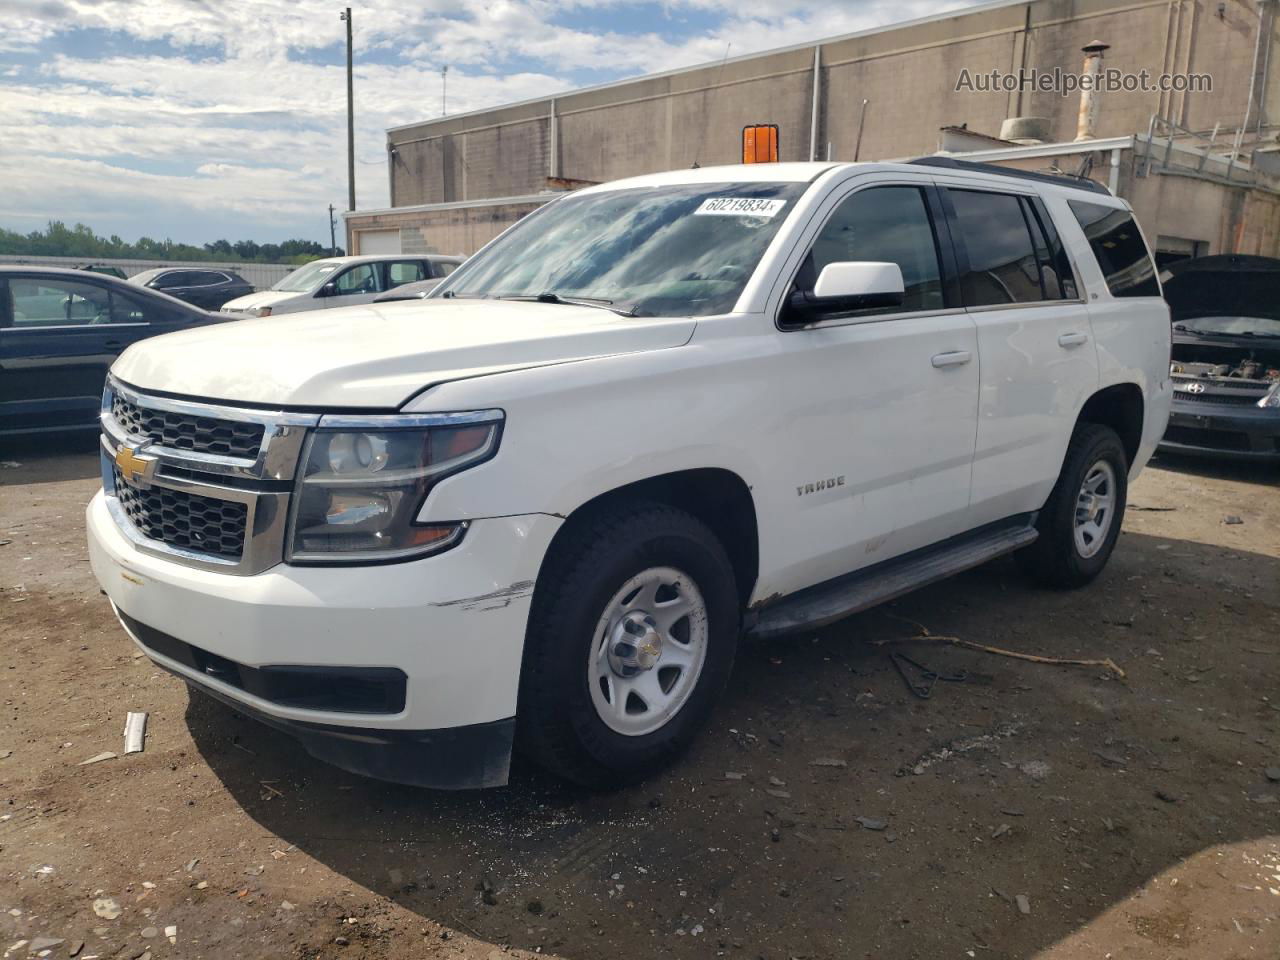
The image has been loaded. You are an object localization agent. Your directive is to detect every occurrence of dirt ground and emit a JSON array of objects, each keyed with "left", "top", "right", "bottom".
[{"left": 1, "top": 437, "right": 1278, "bottom": 960}]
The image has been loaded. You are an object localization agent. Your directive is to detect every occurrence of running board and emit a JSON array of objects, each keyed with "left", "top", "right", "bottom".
[{"left": 746, "top": 517, "right": 1039, "bottom": 639}]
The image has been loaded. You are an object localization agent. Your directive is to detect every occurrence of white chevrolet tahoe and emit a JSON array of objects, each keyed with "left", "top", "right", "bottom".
[{"left": 87, "top": 160, "right": 1172, "bottom": 789}]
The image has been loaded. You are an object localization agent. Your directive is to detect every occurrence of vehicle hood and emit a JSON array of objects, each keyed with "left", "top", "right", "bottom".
[
  {"left": 112, "top": 299, "right": 697, "bottom": 408},
  {"left": 1163, "top": 254, "right": 1280, "bottom": 324},
  {"left": 220, "top": 290, "right": 301, "bottom": 311}
]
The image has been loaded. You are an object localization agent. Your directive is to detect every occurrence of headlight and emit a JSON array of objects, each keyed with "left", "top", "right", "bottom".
[
  {"left": 1259, "top": 384, "right": 1280, "bottom": 409},
  {"left": 286, "top": 411, "right": 502, "bottom": 564}
]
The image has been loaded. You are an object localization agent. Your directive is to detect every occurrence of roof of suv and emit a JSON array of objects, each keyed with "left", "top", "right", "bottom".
[
  {"left": 577, "top": 159, "right": 1115, "bottom": 201},
  {"left": 312, "top": 254, "right": 463, "bottom": 265}
]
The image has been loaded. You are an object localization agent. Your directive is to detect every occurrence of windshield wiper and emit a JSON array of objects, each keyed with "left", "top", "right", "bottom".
[{"left": 496, "top": 292, "right": 637, "bottom": 317}]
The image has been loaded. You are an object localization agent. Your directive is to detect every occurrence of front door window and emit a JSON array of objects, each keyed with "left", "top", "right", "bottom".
[{"left": 333, "top": 264, "right": 380, "bottom": 295}]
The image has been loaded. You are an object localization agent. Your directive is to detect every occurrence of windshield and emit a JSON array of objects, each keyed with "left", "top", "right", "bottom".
[
  {"left": 273, "top": 260, "right": 341, "bottom": 292},
  {"left": 1174, "top": 315, "right": 1280, "bottom": 338},
  {"left": 437, "top": 182, "right": 807, "bottom": 317}
]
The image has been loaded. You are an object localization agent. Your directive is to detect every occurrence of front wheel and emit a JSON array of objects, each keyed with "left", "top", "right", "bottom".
[
  {"left": 1022, "top": 423, "right": 1129, "bottom": 588},
  {"left": 517, "top": 502, "right": 739, "bottom": 788}
]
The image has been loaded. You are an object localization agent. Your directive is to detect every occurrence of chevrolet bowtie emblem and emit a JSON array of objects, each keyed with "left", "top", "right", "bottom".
[{"left": 114, "top": 445, "right": 158, "bottom": 486}]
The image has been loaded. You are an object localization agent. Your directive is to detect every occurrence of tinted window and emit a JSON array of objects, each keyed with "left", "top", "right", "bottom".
[
  {"left": 110, "top": 288, "right": 190, "bottom": 324},
  {"left": 792, "top": 185, "right": 944, "bottom": 319},
  {"left": 334, "top": 263, "right": 379, "bottom": 294},
  {"left": 1026, "top": 199, "right": 1079, "bottom": 300},
  {"left": 8, "top": 278, "right": 113, "bottom": 327},
  {"left": 949, "top": 190, "right": 1044, "bottom": 306},
  {"left": 151, "top": 271, "right": 190, "bottom": 289},
  {"left": 191, "top": 271, "right": 226, "bottom": 286},
  {"left": 1069, "top": 200, "right": 1159, "bottom": 297},
  {"left": 386, "top": 260, "right": 427, "bottom": 287}
]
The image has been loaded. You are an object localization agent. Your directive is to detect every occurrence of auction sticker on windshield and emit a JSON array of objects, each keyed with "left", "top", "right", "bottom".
[{"left": 694, "top": 197, "right": 787, "bottom": 218}]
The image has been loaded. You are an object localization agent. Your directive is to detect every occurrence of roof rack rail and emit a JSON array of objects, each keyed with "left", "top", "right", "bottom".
[{"left": 906, "top": 156, "right": 1112, "bottom": 196}]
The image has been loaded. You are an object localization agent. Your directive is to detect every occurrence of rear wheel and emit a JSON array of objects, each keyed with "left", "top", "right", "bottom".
[
  {"left": 1023, "top": 423, "right": 1128, "bottom": 588},
  {"left": 518, "top": 502, "right": 739, "bottom": 788}
]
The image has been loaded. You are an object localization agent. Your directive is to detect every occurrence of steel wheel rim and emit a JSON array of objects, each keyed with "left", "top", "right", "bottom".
[
  {"left": 1074, "top": 459, "right": 1117, "bottom": 559},
  {"left": 588, "top": 566, "right": 709, "bottom": 737}
]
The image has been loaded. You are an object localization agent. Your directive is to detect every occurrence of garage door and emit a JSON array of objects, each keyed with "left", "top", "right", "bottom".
[{"left": 358, "top": 229, "right": 401, "bottom": 255}]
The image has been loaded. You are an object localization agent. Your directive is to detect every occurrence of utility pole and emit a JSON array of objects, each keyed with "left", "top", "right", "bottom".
[
  {"left": 328, "top": 204, "right": 337, "bottom": 256},
  {"left": 340, "top": 7, "right": 355, "bottom": 211},
  {"left": 441, "top": 65, "right": 448, "bottom": 116}
]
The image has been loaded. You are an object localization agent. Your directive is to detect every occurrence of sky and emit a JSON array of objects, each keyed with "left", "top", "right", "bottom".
[{"left": 0, "top": 0, "right": 974, "bottom": 246}]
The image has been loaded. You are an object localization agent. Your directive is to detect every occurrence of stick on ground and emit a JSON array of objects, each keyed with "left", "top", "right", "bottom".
[{"left": 876, "top": 612, "right": 1126, "bottom": 679}]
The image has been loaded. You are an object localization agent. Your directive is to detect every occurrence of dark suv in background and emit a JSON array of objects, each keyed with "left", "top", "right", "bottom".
[{"left": 130, "top": 268, "right": 254, "bottom": 311}]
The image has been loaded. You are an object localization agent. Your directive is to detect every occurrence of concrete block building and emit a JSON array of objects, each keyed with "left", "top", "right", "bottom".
[{"left": 346, "top": 0, "right": 1280, "bottom": 265}]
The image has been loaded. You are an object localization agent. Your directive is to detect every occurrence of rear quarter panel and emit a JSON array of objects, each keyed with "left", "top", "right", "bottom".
[{"left": 1043, "top": 193, "right": 1172, "bottom": 477}]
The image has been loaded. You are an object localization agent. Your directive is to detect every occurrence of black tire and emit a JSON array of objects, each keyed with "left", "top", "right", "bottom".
[
  {"left": 517, "top": 501, "right": 739, "bottom": 789},
  {"left": 1022, "top": 423, "right": 1129, "bottom": 588}
]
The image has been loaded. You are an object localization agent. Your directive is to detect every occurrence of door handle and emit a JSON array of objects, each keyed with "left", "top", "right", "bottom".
[
  {"left": 1058, "top": 332, "right": 1089, "bottom": 347},
  {"left": 931, "top": 350, "right": 972, "bottom": 368}
]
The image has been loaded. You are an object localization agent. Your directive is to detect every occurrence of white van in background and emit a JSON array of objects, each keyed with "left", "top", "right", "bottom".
[{"left": 221, "top": 254, "right": 462, "bottom": 317}]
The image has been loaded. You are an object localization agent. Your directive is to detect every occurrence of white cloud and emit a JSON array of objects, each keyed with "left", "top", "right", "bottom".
[{"left": 0, "top": 0, "right": 973, "bottom": 244}]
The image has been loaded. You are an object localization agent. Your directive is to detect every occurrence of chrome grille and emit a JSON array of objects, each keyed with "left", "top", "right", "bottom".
[
  {"left": 113, "top": 468, "right": 248, "bottom": 560},
  {"left": 101, "top": 377, "right": 318, "bottom": 574},
  {"left": 111, "top": 392, "right": 264, "bottom": 459}
]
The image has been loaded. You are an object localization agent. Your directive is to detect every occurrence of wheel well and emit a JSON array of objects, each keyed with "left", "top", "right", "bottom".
[
  {"left": 1078, "top": 383, "right": 1144, "bottom": 466},
  {"left": 549, "top": 469, "right": 759, "bottom": 604}
]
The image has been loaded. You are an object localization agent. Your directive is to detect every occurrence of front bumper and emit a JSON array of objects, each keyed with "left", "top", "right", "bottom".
[
  {"left": 88, "top": 490, "right": 561, "bottom": 788},
  {"left": 1159, "top": 400, "right": 1280, "bottom": 461}
]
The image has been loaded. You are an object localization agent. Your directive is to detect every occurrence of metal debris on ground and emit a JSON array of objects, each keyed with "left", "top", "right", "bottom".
[
  {"left": 78, "top": 752, "right": 116, "bottom": 766},
  {"left": 123, "top": 712, "right": 147, "bottom": 754},
  {"left": 1223, "top": 515, "right": 1244, "bottom": 525},
  {"left": 889, "top": 651, "right": 967, "bottom": 699},
  {"left": 877, "top": 612, "right": 1126, "bottom": 679}
]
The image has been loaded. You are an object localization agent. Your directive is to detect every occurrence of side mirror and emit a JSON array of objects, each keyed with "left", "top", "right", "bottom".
[
  {"left": 787, "top": 261, "right": 905, "bottom": 322},
  {"left": 318, "top": 281, "right": 338, "bottom": 297}
]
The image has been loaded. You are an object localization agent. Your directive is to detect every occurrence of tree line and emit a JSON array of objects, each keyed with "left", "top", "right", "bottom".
[{"left": 0, "top": 221, "right": 343, "bottom": 265}]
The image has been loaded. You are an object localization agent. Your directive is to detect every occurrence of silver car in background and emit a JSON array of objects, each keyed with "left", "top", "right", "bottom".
[{"left": 221, "top": 254, "right": 461, "bottom": 317}]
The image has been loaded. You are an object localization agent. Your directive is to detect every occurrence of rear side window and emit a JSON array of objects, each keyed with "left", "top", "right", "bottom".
[
  {"left": 434, "top": 261, "right": 458, "bottom": 278},
  {"left": 1024, "top": 199, "right": 1079, "bottom": 300},
  {"left": 110, "top": 288, "right": 191, "bottom": 324},
  {"left": 948, "top": 190, "right": 1044, "bottom": 306},
  {"left": 151, "top": 271, "right": 189, "bottom": 289},
  {"left": 1068, "top": 200, "right": 1159, "bottom": 297},
  {"left": 386, "top": 260, "right": 427, "bottom": 287}
]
